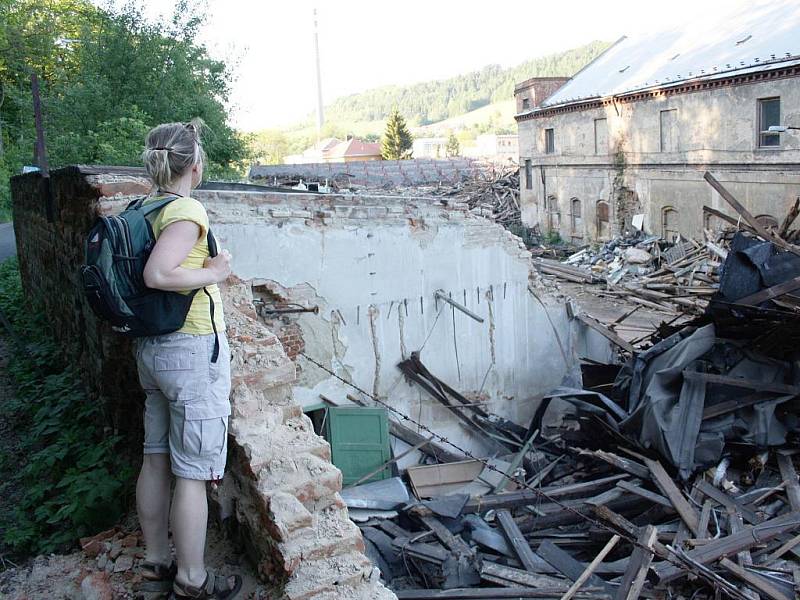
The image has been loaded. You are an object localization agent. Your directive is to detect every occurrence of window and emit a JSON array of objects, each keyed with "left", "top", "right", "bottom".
[
  {"left": 662, "top": 206, "right": 680, "bottom": 242},
  {"left": 546, "top": 195, "right": 560, "bottom": 231},
  {"left": 522, "top": 98, "right": 531, "bottom": 110},
  {"left": 594, "top": 118, "right": 608, "bottom": 155},
  {"left": 544, "top": 128, "right": 555, "bottom": 154},
  {"left": 660, "top": 109, "right": 678, "bottom": 152},
  {"left": 571, "top": 198, "right": 582, "bottom": 238},
  {"left": 524, "top": 159, "right": 532, "bottom": 189},
  {"left": 759, "top": 98, "right": 781, "bottom": 147},
  {"left": 596, "top": 200, "right": 610, "bottom": 239}
]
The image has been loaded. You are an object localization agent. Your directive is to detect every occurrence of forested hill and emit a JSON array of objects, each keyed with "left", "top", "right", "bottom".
[{"left": 324, "top": 41, "right": 610, "bottom": 126}]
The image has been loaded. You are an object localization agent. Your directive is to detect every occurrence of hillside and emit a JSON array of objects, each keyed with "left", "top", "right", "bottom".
[
  {"left": 253, "top": 41, "right": 611, "bottom": 165},
  {"left": 311, "top": 40, "right": 610, "bottom": 128}
]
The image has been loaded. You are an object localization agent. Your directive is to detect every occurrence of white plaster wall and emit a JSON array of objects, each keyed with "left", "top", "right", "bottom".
[{"left": 201, "top": 192, "right": 613, "bottom": 454}]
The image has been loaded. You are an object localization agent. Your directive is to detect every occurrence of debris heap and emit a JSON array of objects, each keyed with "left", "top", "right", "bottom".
[{"left": 335, "top": 174, "right": 800, "bottom": 599}]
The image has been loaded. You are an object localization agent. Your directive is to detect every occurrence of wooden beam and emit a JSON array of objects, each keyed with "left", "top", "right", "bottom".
[
  {"left": 644, "top": 458, "right": 700, "bottom": 535},
  {"left": 616, "top": 480, "right": 672, "bottom": 509},
  {"left": 575, "top": 313, "right": 635, "bottom": 354},
  {"left": 704, "top": 171, "right": 800, "bottom": 257},
  {"left": 537, "top": 541, "right": 615, "bottom": 595},
  {"left": 479, "top": 560, "right": 568, "bottom": 589},
  {"left": 654, "top": 511, "right": 800, "bottom": 583},
  {"left": 682, "top": 370, "right": 800, "bottom": 396},
  {"left": 615, "top": 525, "right": 657, "bottom": 600},
  {"left": 777, "top": 453, "right": 800, "bottom": 512},
  {"left": 737, "top": 274, "right": 800, "bottom": 306},
  {"left": 496, "top": 509, "right": 540, "bottom": 573},
  {"left": 764, "top": 532, "right": 800, "bottom": 565},
  {"left": 696, "top": 479, "right": 760, "bottom": 525},
  {"left": 560, "top": 535, "right": 620, "bottom": 600},
  {"left": 719, "top": 558, "right": 793, "bottom": 600}
]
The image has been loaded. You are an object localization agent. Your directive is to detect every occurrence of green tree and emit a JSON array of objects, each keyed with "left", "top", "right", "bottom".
[
  {"left": 381, "top": 108, "right": 412, "bottom": 160},
  {"left": 446, "top": 132, "right": 460, "bottom": 157},
  {"left": 0, "top": 0, "right": 248, "bottom": 220}
]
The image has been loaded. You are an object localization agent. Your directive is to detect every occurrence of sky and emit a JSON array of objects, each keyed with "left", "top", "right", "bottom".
[{"left": 131, "top": 0, "right": 754, "bottom": 132}]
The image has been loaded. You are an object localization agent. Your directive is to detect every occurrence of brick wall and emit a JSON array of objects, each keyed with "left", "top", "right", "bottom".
[{"left": 10, "top": 166, "right": 396, "bottom": 600}]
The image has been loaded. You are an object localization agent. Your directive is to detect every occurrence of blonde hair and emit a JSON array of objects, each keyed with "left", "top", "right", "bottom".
[{"left": 141, "top": 118, "right": 207, "bottom": 189}]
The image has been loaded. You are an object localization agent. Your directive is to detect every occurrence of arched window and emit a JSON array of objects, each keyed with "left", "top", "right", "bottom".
[
  {"left": 596, "top": 200, "right": 610, "bottom": 239},
  {"left": 662, "top": 206, "right": 680, "bottom": 242},
  {"left": 571, "top": 198, "right": 582, "bottom": 239},
  {"left": 756, "top": 214, "right": 779, "bottom": 230}
]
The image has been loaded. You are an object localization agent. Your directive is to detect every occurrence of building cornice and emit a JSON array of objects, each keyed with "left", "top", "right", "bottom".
[{"left": 515, "top": 64, "right": 800, "bottom": 122}]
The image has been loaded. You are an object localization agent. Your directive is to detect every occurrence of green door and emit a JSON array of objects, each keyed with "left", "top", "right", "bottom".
[{"left": 326, "top": 407, "right": 391, "bottom": 486}]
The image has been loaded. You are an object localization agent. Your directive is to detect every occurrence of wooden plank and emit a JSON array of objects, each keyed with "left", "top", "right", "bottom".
[
  {"left": 777, "top": 453, "right": 800, "bottom": 511},
  {"left": 560, "top": 535, "right": 620, "bottom": 600},
  {"left": 737, "top": 274, "right": 800, "bottom": 306},
  {"left": 697, "top": 500, "right": 713, "bottom": 539},
  {"left": 575, "top": 313, "right": 635, "bottom": 353},
  {"left": 496, "top": 509, "right": 540, "bottom": 573},
  {"left": 420, "top": 515, "right": 473, "bottom": 558},
  {"left": 654, "top": 511, "right": 800, "bottom": 583},
  {"left": 537, "top": 540, "right": 615, "bottom": 594},
  {"left": 703, "top": 205, "right": 757, "bottom": 234},
  {"left": 616, "top": 480, "right": 672, "bottom": 508},
  {"left": 479, "top": 561, "right": 568, "bottom": 590},
  {"left": 702, "top": 392, "right": 778, "bottom": 420},
  {"left": 719, "top": 558, "right": 793, "bottom": 600},
  {"left": 763, "top": 532, "right": 800, "bottom": 564},
  {"left": 395, "top": 587, "right": 609, "bottom": 599},
  {"left": 682, "top": 370, "right": 800, "bottom": 396},
  {"left": 704, "top": 171, "right": 800, "bottom": 257},
  {"left": 584, "top": 450, "right": 650, "bottom": 479},
  {"left": 615, "top": 525, "right": 657, "bottom": 600},
  {"left": 644, "top": 458, "right": 700, "bottom": 535},
  {"left": 696, "top": 479, "right": 760, "bottom": 525}
]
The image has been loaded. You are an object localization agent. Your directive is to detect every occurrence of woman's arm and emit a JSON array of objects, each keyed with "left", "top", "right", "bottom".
[{"left": 143, "top": 220, "right": 231, "bottom": 291}]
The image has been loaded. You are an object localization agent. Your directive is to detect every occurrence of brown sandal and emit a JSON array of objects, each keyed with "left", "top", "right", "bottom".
[
  {"left": 170, "top": 569, "right": 242, "bottom": 599},
  {"left": 135, "top": 560, "right": 178, "bottom": 593}
]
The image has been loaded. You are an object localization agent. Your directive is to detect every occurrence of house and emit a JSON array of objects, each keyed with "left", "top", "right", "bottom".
[
  {"left": 323, "top": 138, "right": 382, "bottom": 163},
  {"left": 473, "top": 133, "right": 519, "bottom": 162},
  {"left": 412, "top": 137, "right": 448, "bottom": 159},
  {"left": 285, "top": 137, "right": 382, "bottom": 164},
  {"left": 515, "top": 1, "right": 800, "bottom": 242}
]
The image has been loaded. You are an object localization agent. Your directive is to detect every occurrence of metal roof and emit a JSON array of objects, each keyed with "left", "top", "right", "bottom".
[{"left": 539, "top": 0, "right": 800, "bottom": 109}]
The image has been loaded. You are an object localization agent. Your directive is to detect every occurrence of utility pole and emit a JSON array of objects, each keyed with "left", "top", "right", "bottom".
[{"left": 313, "top": 7, "right": 324, "bottom": 141}]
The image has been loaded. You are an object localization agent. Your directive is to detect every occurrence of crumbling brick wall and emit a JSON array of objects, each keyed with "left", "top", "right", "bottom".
[{"left": 10, "top": 166, "right": 396, "bottom": 600}]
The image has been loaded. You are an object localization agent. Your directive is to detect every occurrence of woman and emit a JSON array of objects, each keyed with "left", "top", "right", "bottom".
[{"left": 136, "top": 120, "right": 241, "bottom": 599}]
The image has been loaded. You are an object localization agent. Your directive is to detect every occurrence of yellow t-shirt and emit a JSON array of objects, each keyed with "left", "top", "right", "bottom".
[{"left": 145, "top": 196, "right": 225, "bottom": 335}]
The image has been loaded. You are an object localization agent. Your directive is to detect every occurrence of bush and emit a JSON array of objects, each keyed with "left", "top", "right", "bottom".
[{"left": 0, "top": 258, "right": 134, "bottom": 557}]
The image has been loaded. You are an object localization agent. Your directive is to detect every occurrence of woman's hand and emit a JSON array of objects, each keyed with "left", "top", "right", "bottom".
[{"left": 204, "top": 249, "right": 232, "bottom": 282}]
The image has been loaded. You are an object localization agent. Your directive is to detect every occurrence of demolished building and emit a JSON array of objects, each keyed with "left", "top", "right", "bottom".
[{"left": 515, "top": 1, "right": 800, "bottom": 242}]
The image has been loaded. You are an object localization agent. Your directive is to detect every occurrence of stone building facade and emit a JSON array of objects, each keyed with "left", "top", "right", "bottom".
[{"left": 515, "top": 4, "right": 800, "bottom": 242}]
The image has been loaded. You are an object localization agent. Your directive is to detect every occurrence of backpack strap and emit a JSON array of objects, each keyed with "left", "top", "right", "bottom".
[
  {"left": 140, "top": 195, "right": 180, "bottom": 216},
  {"left": 204, "top": 229, "right": 220, "bottom": 363}
]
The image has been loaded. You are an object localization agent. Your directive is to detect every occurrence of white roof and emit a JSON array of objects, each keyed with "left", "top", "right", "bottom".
[{"left": 541, "top": 0, "right": 800, "bottom": 109}]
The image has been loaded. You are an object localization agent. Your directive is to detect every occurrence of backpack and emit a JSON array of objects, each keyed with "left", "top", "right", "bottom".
[{"left": 80, "top": 194, "right": 220, "bottom": 360}]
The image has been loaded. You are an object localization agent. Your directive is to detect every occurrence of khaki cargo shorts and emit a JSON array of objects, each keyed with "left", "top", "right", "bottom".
[{"left": 135, "top": 331, "right": 231, "bottom": 481}]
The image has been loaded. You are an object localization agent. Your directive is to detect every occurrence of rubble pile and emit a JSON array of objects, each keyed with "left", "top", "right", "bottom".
[{"left": 335, "top": 175, "right": 800, "bottom": 599}]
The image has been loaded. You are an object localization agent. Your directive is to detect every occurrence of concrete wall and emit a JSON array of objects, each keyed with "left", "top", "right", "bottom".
[
  {"left": 196, "top": 189, "right": 614, "bottom": 458},
  {"left": 517, "top": 72, "right": 800, "bottom": 240}
]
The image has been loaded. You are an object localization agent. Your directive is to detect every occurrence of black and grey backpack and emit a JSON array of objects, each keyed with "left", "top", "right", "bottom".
[{"left": 80, "top": 194, "right": 220, "bottom": 360}]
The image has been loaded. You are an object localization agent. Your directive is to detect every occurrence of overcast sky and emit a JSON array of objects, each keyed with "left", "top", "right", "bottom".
[{"left": 129, "top": 0, "right": 753, "bottom": 132}]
